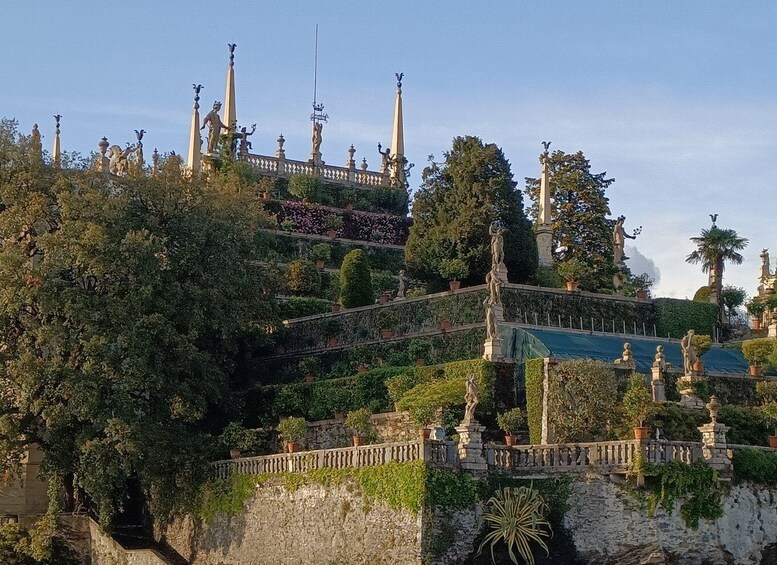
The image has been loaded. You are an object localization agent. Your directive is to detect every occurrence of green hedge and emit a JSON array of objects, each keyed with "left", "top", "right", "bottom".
[
  {"left": 651, "top": 403, "right": 768, "bottom": 445},
  {"left": 654, "top": 298, "right": 718, "bottom": 339},
  {"left": 733, "top": 448, "right": 777, "bottom": 485},
  {"left": 278, "top": 297, "right": 332, "bottom": 319},
  {"left": 271, "top": 176, "right": 409, "bottom": 216},
  {"left": 525, "top": 358, "right": 544, "bottom": 444}
]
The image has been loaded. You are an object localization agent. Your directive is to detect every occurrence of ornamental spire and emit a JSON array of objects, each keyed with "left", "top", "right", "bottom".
[
  {"left": 223, "top": 44, "right": 237, "bottom": 134},
  {"left": 52, "top": 114, "right": 62, "bottom": 168},
  {"left": 536, "top": 141, "right": 554, "bottom": 267},
  {"left": 389, "top": 73, "right": 405, "bottom": 187},
  {"left": 187, "top": 84, "right": 203, "bottom": 173}
]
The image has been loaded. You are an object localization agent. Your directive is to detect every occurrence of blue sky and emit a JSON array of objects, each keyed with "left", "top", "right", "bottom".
[{"left": 4, "top": 2, "right": 777, "bottom": 299}]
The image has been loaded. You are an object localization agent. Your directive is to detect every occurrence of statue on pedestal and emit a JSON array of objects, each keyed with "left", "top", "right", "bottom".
[
  {"left": 484, "top": 297, "right": 498, "bottom": 340},
  {"left": 613, "top": 215, "right": 640, "bottom": 266},
  {"left": 201, "top": 101, "right": 227, "bottom": 154},
  {"left": 680, "top": 329, "right": 698, "bottom": 375},
  {"left": 397, "top": 269, "right": 408, "bottom": 299},
  {"left": 377, "top": 143, "right": 391, "bottom": 174},
  {"left": 312, "top": 122, "right": 323, "bottom": 158},
  {"left": 463, "top": 374, "right": 479, "bottom": 424},
  {"left": 760, "top": 249, "right": 771, "bottom": 283},
  {"left": 485, "top": 266, "right": 502, "bottom": 308},
  {"left": 489, "top": 221, "right": 506, "bottom": 268},
  {"left": 238, "top": 124, "right": 256, "bottom": 154},
  {"left": 31, "top": 124, "right": 42, "bottom": 156}
]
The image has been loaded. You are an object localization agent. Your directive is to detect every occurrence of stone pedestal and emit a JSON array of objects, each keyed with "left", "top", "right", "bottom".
[
  {"left": 769, "top": 322, "right": 777, "bottom": 338},
  {"left": 677, "top": 375, "right": 705, "bottom": 410},
  {"left": 309, "top": 151, "right": 323, "bottom": 167},
  {"left": 483, "top": 337, "right": 503, "bottom": 361},
  {"left": 455, "top": 422, "right": 487, "bottom": 472},
  {"left": 651, "top": 367, "right": 665, "bottom": 402},
  {"left": 698, "top": 422, "right": 732, "bottom": 475},
  {"left": 492, "top": 303, "right": 504, "bottom": 322},
  {"left": 536, "top": 225, "right": 553, "bottom": 267}
]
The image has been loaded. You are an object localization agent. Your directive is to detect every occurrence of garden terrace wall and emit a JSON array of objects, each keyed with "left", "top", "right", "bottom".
[{"left": 274, "top": 284, "right": 662, "bottom": 356}]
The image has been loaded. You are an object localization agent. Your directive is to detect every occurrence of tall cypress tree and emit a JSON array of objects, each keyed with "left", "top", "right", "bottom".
[
  {"left": 405, "top": 136, "right": 537, "bottom": 291},
  {"left": 524, "top": 150, "right": 615, "bottom": 290}
]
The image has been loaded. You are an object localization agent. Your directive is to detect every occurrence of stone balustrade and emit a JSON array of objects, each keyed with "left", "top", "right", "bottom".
[
  {"left": 239, "top": 153, "right": 387, "bottom": 189},
  {"left": 486, "top": 440, "right": 703, "bottom": 474},
  {"left": 212, "top": 440, "right": 423, "bottom": 479}
]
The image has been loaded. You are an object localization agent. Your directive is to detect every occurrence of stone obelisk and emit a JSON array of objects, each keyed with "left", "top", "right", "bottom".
[
  {"left": 52, "top": 114, "right": 62, "bottom": 168},
  {"left": 187, "top": 85, "right": 203, "bottom": 173},
  {"left": 389, "top": 73, "right": 405, "bottom": 188},
  {"left": 223, "top": 44, "right": 237, "bottom": 134},
  {"left": 536, "top": 142, "right": 553, "bottom": 267}
]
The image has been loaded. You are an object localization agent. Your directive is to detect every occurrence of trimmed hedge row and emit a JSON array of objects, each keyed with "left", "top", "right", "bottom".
[
  {"left": 273, "top": 176, "right": 409, "bottom": 216},
  {"left": 525, "top": 358, "right": 544, "bottom": 444},
  {"left": 733, "top": 448, "right": 777, "bottom": 485},
  {"left": 654, "top": 298, "right": 718, "bottom": 339}
]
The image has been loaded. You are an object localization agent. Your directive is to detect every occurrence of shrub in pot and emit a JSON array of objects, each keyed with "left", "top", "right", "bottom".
[
  {"left": 622, "top": 374, "right": 656, "bottom": 440},
  {"left": 760, "top": 402, "right": 777, "bottom": 448},
  {"left": 278, "top": 416, "right": 307, "bottom": 453},
  {"left": 694, "top": 335, "right": 713, "bottom": 372},
  {"left": 496, "top": 408, "right": 525, "bottom": 446},
  {"left": 438, "top": 258, "right": 469, "bottom": 291},
  {"left": 220, "top": 421, "right": 256, "bottom": 459},
  {"left": 310, "top": 243, "right": 332, "bottom": 269},
  {"left": 385, "top": 373, "right": 416, "bottom": 410},
  {"left": 345, "top": 408, "right": 373, "bottom": 447},
  {"left": 747, "top": 299, "right": 767, "bottom": 329},
  {"left": 742, "top": 338, "right": 775, "bottom": 376},
  {"left": 557, "top": 259, "right": 586, "bottom": 291}
]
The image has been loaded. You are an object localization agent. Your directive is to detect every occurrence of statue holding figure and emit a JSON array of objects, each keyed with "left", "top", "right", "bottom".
[
  {"left": 613, "top": 215, "right": 640, "bottom": 266},
  {"left": 489, "top": 221, "right": 506, "bottom": 268},
  {"left": 377, "top": 143, "right": 391, "bottom": 174},
  {"left": 201, "top": 101, "right": 228, "bottom": 154},
  {"left": 680, "top": 329, "right": 698, "bottom": 375},
  {"left": 463, "top": 374, "right": 479, "bottom": 424},
  {"left": 238, "top": 123, "right": 256, "bottom": 154}
]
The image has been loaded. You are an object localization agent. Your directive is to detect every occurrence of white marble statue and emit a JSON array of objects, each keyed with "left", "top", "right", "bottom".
[
  {"left": 463, "top": 374, "right": 479, "bottom": 423},
  {"left": 680, "top": 329, "right": 698, "bottom": 375}
]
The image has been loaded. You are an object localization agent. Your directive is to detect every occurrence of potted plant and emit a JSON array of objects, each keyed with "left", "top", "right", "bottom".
[
  {"left": 281, "top": 219, "right": 294, "bottom": 233},
  {"left": 742, "top": 338, "right": 774, "bottom": 377},
  {"left": 331, "top": 302, "right": 341, "bottom": 313},
  {"left": 345, "top": 408, "right": 373, "bottom": 447},
  {"left": 747, "top": 299, "right": 767, "bottom": 330},
  {"left": 322, "top": 318, "right": 342, "bottom": 347},
  {"left": 377, "top": 309, "right": 397, "bottom": 339},
  {"left": 693, "top": 335, "right": 713, "bottom": 373},
  {"left": 327, "top": 387, "right": 352, "bottom": 421},
  {"left": 557, "top": 259, "right": 586, "bottom": 291},
  {"left": 439, "top": 258, "right": 469, "bottom": 292},
  {"left": 761, "top": 403, "right": 777, "bottom": 448},
  {"left": 431, "top": 298, "right": 455, "bottom": 331},
  {"left": 622, "top": 374, "right": 656, "bottom": 440},
  {"left": 633, "top": 273, "right": 654, "bottom": 300},
  {"left": 310, "top": 243, "right": 332, "bottom": 270},
  {"left": 496, "top": 408, "right": 525, "bottom": 446},
  {"left": 410, "top": 404, "right": 436, "bottom": 441},
  {"left": 325, "top": 214, "right": 344, "bottom": 239},
  {"left": 298, "top": 357, "right": 320, "bottom": 382},
  {"left": 220, "top": 421, "right": 254, "bottom": 459},
  {"left": 408, "top": 338, "right": 433, "bottom": 366},
  {"left": 278, "top": 416, "right": 307, "bottom": 453},
  {"left": 385, "top": 373, "right": 415, "bottom": 411}
]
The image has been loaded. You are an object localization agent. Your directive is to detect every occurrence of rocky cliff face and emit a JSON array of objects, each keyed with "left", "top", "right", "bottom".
[{"left": 565, "top": 475, "right": 777, "bottom": 564}]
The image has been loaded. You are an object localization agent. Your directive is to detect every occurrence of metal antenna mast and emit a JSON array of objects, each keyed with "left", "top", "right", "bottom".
[{"left": 311, "top": 24, "right": 328, "bottom": 125}]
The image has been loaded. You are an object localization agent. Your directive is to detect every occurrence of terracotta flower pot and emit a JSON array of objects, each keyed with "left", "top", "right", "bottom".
[
  {"left": 439, "top": 319, "right": 451, "bottom": 332},
  {"left": 357, "top": 363, "right": 369, "bottom": 373},
  {"left": 566, "top": 280, "right": 579, "bottom": 292},
  {"left": 633, "top": 426, "right": 649, "bottom": 440},
  {"left": 768, "top": 436, "right": 777, "bottom": 449},
  {"left": 693, "top": 360, "right": 704, "bottom": 374},
  {"left": 331, "top": 303, "right": 341, "bottom": 313},
  {"left": 753, "top": 318, "right": 762, "bottom": 330},
  {"left": 334, "top": 412, "right": 345, "bottom": 421},
  {"left": 636, "top": 289, "right": 648, "bottom": 300},
  {"left": 419, "top": 428, "right": 431, "bottom": 441},
  {"left": 327, "top": 229, "right": 337, "bottom": 239},
  {"left": 415, "top": 359, "right": 426, "bottom": 366},
  {"left": 286, "top": 441, "right": 300, "bottom": 453},
  {"left": 378, "top": 293, "right": 390, "bottom": 305},
  {"left": 327, "top": 336, "right": 339, "bottom": 347},
  {"left": 261, "top": 191, "right": 271, "bottom": 201},
  {"left": 381, "top": 329, "right": 395, "bottom": 339},
  {"left": 449, "top": 280, "right": 461, "bottom": 292},
  {"left": 352, "top": 436, "right": 365, "bottom": 447},
  {"left": 315, "top": 260, "right": 325, "bottom": 269},
  {"left": 750, "top": 365, "right": 762, "bottom": 377},
  {"left": 504, "top": 435, "right": 516, "bottom": 446}
]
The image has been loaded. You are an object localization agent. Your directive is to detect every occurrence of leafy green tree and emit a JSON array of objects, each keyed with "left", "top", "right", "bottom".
[
  {"left": 339, "top": 249, "right": 373, "bottom": 308},
  {"left": 721, "top": 285, "right": 747, "bottom": 325},
  {"left": 0, "top": 120, "right": 277, "bottom": 532},
  {"left": 524, "top": 150, "right": 615, "bottom": 291},
  {"left": 686, "top": 225, "right": 748, "bottom": 323},
  {"left": 405, "top": 136, "right": 537, "bottom": 291},
  {"left": 286, "top": 259, "right": 321, "bottom": 296}
]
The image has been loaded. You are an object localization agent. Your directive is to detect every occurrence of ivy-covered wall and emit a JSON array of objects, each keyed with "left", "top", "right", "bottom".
[{"left": 654, "top": 298, "right": 718, "bottom": 339}]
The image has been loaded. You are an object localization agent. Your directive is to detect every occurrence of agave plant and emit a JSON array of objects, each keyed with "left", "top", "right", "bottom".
[{"left": 478, "top": 486, "right": 552, "bottom": 565}]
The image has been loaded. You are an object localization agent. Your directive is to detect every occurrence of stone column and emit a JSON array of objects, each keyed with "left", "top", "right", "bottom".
[
  {"left": 697, "top": 396, "right": 732, "bottom": 476},
  {"left": 651, "top": 366, "right": 666, "bottom": 402},
  {"left": 482, "top": 337, "right": 503, "bottom": 361},
  {"left": 455, "top": 422, "right": 487, "bottom": 472}
]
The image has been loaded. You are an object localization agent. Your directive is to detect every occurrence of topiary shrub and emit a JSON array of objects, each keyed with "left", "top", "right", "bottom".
[
  {"left": 287, "top": 260, "right": 321, "bottom": 296},
  {"left": 525, "top": 358, "right": 545, "bottom": 444},
  {"left": 742, "top": 338, "right": 775, "bottom": 368},
  {"left": 340, "top": 249, "right": 373, "bottom": 308},
  {"left": 622, "top": 373, "right": 656, "bottom": 428},
  {"left": 654, "top": 298, "right": 718, "bottom": 339}
]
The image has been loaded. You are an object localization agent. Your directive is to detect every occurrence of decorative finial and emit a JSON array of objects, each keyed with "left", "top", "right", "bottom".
[
  {"left": 192, "top": 84, "right": 203, "bottom": 109},
  {"left": 395, "top": 72, "right": 403, "bottom": 89},
  {"left": 709, "top": 213, "right": 718, "bottom": 227},
  {"left": 228, "top": 43, "right": 236, "bottom": 66},
  {"left": 98, "top": 137, "right": 109, "bottom": 156},
  {"left": 361, "top": 157, "right": 368, "bottom": 171},
  {"left": 54, "top": 114, "right": 62, "bottom": 133},
  {"left": 134, "top": 129, "right": 146, "bottom": 143},
  {"left": 707, "top": 395, "right": 720, "bottom": 425},
  {"left": 542, "top": 141, "right": 551, "bottom": 155}
]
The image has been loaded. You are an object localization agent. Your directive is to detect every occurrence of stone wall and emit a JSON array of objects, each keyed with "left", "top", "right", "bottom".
[
  {"left": 161, "top": 479, "right": 422, "bottom": 565},
  {"left": 86, "top": 517, "right": 167, "bottom": 565},
  {"left": 0, "top": 445, "right": 48, "bottom": 518},
  {"left": 304, "top": 410, "right": 416, "bottom": 450},
  {"left": 565, "top": 475, "right": 777, "bottom": 564}
]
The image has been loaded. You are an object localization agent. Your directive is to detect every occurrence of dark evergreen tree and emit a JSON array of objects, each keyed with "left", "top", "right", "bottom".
[
  {"left": 339, "top": 249, "right": 373, "bottom": 308},
  {"left": 524, "top": 150, "right": 615, "bottom": 291},
  {"left": 405, "top": 136, "right": 537, "bottom": 291}
]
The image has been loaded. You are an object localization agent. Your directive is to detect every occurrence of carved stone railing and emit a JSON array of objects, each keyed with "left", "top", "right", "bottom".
[
  {"left": 486, "top": 440, "right": 703, "bottom": 474},
  {"left": 423, "top": 440, "right": 458, "bottom": 467},
  {"left": 212, "top": 440, "right": 423, "bottom": 479},
  {"left": 239, "top": 153, "right": 387, "bottom": 189}
]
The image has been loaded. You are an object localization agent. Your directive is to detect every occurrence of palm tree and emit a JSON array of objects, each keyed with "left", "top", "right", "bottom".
[{"left": 686, "top": 225, "right": 748, "bottom": 323}]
